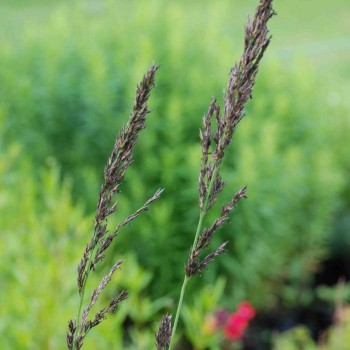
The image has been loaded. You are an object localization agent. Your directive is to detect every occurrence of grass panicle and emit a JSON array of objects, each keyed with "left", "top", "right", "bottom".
[
  {"left": 68, "top": 64, "right": 163, "bottom": 350},
  {"left": 165, "top": 1, "right": 275, "bottom": 348},
  {"left": 68, "top": 0, "right": 275, "bottom": 348}
]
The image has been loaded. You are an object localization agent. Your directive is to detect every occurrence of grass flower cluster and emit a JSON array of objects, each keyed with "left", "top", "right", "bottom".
[
  {"left": 68, "top": 0, "right": 275, "bottom": 348},
  {"left": 67, "top": 66, "right": 163, "bottom": 350}
]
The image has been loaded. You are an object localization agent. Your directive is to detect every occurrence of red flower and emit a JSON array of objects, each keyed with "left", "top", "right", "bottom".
[
  {"left": 237, "top": 301, "right": 256, "bottom": 321},
  {"left": 223, "top": 313, "right": 248, "bottom": 340},
  {"left": 221, "top": 302, "right": 256, "bottom": 341}
]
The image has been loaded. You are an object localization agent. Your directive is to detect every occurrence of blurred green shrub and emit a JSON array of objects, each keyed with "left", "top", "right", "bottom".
[
  {"left": 273, "top": 326, "right": 318, "bottom": 350},
  {"left": 0, "top": 146, "right": 88, "bottom": 349},
  {"left": 274, "top": 306, "right": 350, "bottom": 350},
  {"left": 1, "top": 1, "right": 350, "bottom": 348},
  {"left": 0, "top": 147, "right": 169, "bottom": 349}
]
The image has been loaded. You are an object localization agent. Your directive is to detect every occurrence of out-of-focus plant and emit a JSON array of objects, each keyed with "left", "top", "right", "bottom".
[
  {"left": 273, "top": 326, "right": 317, "bottom": 350},
  {"left": 273, "top": 308, "right": 350, "bottom": 350},
  {"left": 274, "top": 281, "right": 350, "bottom": 350},
  {"left": 0, "top": 146, "right": 90, "bottom": 349},
  {"left": 181, "top": 278, "right": 226, "bottom": 349}
]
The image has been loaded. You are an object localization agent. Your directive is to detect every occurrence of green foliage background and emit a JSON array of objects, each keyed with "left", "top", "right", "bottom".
[{"left": 0, "top": 0, "right": 349, "bottom": 348}]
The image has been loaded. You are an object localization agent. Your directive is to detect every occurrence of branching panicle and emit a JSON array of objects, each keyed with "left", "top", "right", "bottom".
[
  {"left": 199, "top": 242, "right": 228, "bottom": 271},
  {"left": 170, "top": 1, "right": 274, "bottom": 348},
  {"left": 77, "top": 261, "right": 123, "bottom": 340},
  {"left": 94, "top": 64, "right": 159, "bottom": 247},
  {"left": 69, "top": 1, "right": 275, "bottom": 348},
  {"left": 186, "top": 185, "right": 246, "bottom": 278},
  {"left": 92, "top": 188, "right": 164, "bottom": 267},
  {"left": 116, "top": 188, "right": 164, "bottom": 230},
  {"left": 84, "top": 290, "right": 128, "bottom": 333},
  {"left": 69, "top": 64, "right": 162, "bottom": 350},
  {"left": 220, "top": 0, "right": 274, "bottom": 157}
]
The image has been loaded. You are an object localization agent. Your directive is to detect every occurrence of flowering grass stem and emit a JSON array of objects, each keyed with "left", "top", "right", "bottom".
[
  {"left": 169, "top": 167, "right": 218, "bottom": 350},
  {"left": 67, "top": 0, "right": 275, "bottom": 347},
  {"left": 67, "top": 65, "right": 161, "bottom": 350},
  {"left": 165, "top": 1, "right": 275, "bottom": 348}
]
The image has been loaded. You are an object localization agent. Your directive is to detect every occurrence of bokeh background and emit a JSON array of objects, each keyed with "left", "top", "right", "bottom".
[{"left": 1, "top": 0, "right": 349, "bottom": 349}]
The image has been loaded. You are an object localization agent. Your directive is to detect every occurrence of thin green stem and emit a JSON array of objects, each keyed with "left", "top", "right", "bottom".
[
  {"left": 168, "top": 275, "right": 189, "bottom": 349},
  {"left": 169, "top": 166, "right": 218, "bottom": 350},
  {"left": 73, "top": 278, "right": 87, "bottom": 350}
]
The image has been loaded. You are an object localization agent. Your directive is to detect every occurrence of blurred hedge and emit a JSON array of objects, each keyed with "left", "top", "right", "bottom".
[{"left": 1, "top": 0, "right": 350, "bottom": 348}]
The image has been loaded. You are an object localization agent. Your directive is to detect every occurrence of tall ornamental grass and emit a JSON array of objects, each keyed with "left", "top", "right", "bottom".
[{"left": 0, "top": 0, "right": 349, "bottom": 348}]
